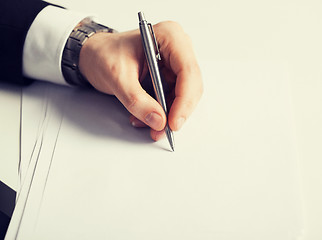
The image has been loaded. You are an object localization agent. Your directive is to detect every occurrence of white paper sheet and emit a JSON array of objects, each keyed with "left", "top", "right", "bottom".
[
  {"left": 0, "top": 83, "right": 21, "bottom": 191},
  {"left": 7, "top": 60, "right": 303, "bottom": 240},
  {"left": 18, "top": 83, "right": 69, "bottom": 193},
  {"left": 18, "top": 83, "right": 49, "bottom": 194}
]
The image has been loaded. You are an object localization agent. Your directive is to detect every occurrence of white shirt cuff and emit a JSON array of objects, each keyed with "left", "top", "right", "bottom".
[{"left": 23, "top": 6, "right": 93, "bottom": 85}]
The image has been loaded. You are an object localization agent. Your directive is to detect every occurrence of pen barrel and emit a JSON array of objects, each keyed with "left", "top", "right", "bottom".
[
  {"left": 139, "top": 12, "right": 175, "bottom": 151},
  {"left": 139, "top": 19, "right": 168, "bottom": 115}
]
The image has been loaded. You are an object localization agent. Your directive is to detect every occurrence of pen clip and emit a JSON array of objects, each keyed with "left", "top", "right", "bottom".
[{"left": 148, "top": 23, "right": 161, "bottom": 61}]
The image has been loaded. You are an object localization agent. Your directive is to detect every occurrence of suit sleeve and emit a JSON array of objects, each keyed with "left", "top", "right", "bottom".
[{"left": 0, "top": 0, "right": 49, "bottom": 85}]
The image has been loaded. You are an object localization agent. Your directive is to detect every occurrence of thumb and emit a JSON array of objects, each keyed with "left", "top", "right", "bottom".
[{"left": 114, "top": 79, "right": 166, "bottom": 131}]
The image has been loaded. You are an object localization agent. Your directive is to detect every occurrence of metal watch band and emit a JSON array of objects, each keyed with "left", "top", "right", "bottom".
[{"left": 61, "top": 20, "right": 116, "bottom": 87}]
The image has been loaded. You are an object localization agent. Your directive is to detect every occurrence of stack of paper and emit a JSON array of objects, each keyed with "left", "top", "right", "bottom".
[
  {"left": 0, "top": 83, "right": 21, "bottom": 191},
  {"left": 6, "top": 60, "right": 303, "bottom": 239}
]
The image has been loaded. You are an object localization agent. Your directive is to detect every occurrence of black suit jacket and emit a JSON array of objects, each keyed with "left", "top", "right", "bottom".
[{"left": 0, "top": 0, "right": 50, "bottom": 85}]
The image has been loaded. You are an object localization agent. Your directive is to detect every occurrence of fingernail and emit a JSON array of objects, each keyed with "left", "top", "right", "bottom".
[
  {"left": 153, "top": 130, "right": 165, "bottom": 141},
  {"left": 131, "top": 118, "right": 146, "bottom": 128},
  {"left": 176, "top": 117, "right": 185, "bottom": 130},
  {"left": 145, "top": 112, "right": 163, "bottom": 130}
]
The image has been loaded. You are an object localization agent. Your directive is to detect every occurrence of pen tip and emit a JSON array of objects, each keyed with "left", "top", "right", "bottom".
[
  {"left": 165, "top": 126, "right": 175, "bottom": 152},
  {"left": 171, "top": 144, "right": 175, "bottom": 152},
  {"left": 168, "top": 135, "right": 175, "bottom": 152}
]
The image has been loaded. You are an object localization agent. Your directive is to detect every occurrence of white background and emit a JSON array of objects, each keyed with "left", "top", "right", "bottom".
[{"left": 1, "top": 0, "right": 322, "bottom": 239}]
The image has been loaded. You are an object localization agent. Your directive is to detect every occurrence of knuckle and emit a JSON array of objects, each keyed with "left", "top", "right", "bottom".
[
  {"left": 164, "top": 21, "right": 182, "bottom": 31},
  {"left": 184, "top": 98, "right": 196, "bottom": 110},
  {"left": 124, "top": 93, "right": 140, "bottom": 113},
  {"left": 109, "top": 62, "right": 120, "bottom": 77},
  {"left": 155, "top": 21, "right": 184, "bottom": 35}
]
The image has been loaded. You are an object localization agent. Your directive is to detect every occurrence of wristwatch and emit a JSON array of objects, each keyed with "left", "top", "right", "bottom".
[{"left": 61, "top": 20, "right": 116, "bottom": 86}]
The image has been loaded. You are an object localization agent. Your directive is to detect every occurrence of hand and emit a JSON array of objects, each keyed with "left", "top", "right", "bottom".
[{"left": 79, "top": 21, "right": 203, "bottom": 141}]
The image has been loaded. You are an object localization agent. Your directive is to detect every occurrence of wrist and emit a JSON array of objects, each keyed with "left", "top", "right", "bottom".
[
  {"left": 61, "top": 20, "right": 116, "bottom": 87},
  {"left": 78, "top": 32, "right": 117, "bottom": 93}
]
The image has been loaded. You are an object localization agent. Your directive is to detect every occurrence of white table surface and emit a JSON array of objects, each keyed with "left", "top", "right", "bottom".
[{"left": 1, "top": 0, "right": 322, "bottom": 239}]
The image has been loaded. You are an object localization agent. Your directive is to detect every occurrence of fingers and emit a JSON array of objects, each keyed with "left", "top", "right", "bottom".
[
  {"left": 130, "top": 115, "right": 166, "bottom": 141},
  {"left": 129, "top": 115, "right": 147, "bottom": 128},
  {"left": 130, "top": 22, "right": 203, "bottom": 135},
  {"left": 150, "top": 129, "right": 165, "bottom": 141},
  {"left": 168, "top": 67, "right": 203, "bottom": 131},
  {"left": 155, "top": 22, "right": 203, "bottom": 132},
  {"left": 114, "top": 76, "right": 167, "bottom": 132}
]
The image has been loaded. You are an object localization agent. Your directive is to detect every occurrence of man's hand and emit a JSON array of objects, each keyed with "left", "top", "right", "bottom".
[{"left": 79, "top": 21, "right": 203, "bottom": 141}]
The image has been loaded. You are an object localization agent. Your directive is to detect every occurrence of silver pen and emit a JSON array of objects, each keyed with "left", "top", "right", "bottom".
[{"left": 138, "top": 12, "right": 175, "bottom": 151}]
